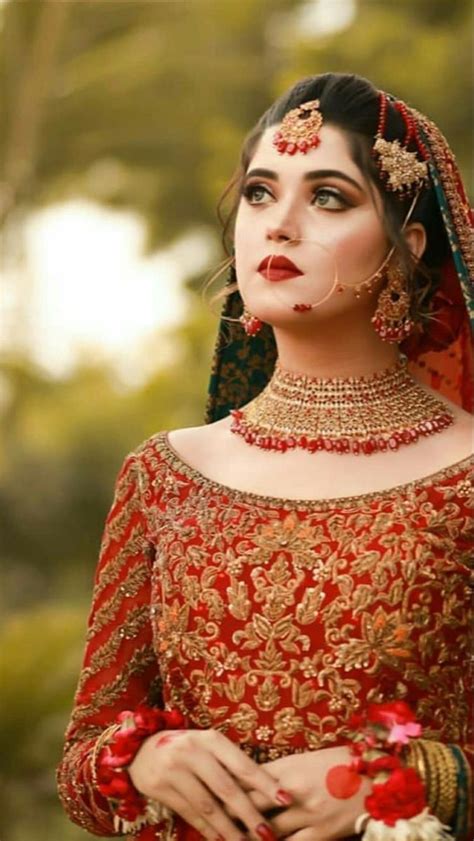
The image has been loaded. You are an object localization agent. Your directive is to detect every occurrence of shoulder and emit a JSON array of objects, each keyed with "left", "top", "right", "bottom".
[
  {"left": 425, "top": 388, "right": 473, "bottom": 463},
  {"left": 165, "top": 419, "right": 230, "bottom": 456},
  {"left": 123, "top": 420, "right": 231, "bottom": 476}
]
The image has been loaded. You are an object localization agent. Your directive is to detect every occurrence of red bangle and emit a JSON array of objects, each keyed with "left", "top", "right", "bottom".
[{"left": 95, "top": 705, "right": 186, "bottom": 833}]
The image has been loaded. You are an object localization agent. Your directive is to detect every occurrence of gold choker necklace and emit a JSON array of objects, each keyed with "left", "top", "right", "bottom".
[{"left": 230, "top": 358, "right": 454, "bottom": 455}]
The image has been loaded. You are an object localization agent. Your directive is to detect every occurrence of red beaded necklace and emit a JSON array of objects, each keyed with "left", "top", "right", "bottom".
[{"left": 230, "top": 357, "right": 453, "bottom": 456}]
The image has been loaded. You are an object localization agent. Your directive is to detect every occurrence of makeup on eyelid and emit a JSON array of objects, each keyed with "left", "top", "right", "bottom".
[{"left": 234, "top": 124, "right": 389, "bottom": 317}]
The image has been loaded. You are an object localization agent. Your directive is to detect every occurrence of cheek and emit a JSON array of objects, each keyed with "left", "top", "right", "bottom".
[
  {"left": 234, "top": 204, "right": 257, "bottom": 248},
  {"left": 329, "top": 215, "right": 387, "bottom": 266},
  {"left": 234, "top": 207, "right": 260, "bottom": 278}
]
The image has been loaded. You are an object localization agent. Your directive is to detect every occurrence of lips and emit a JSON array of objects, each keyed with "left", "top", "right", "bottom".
[{"left": 258, "top": 255, "right": 303, "bottom": 282}]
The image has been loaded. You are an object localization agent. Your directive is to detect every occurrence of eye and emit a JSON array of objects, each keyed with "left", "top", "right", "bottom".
[
  {"left": 242, "top": 183, "right": 274, "bottom": 205},
  {"left": 311, "top": 187, "right": 349, "bottom": 210}
]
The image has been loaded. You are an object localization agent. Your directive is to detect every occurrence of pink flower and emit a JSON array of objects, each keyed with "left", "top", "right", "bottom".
[{"left": 387, "top": 721, "right": 422, "bottom": 745}]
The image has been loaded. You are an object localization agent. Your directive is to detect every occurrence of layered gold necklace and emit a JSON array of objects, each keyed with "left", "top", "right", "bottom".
[{"left": 230, "top": 357, "right": 453, "bottom": 455}]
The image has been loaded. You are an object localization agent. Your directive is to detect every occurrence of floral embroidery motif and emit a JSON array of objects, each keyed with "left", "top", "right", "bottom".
[
  {"left": 142, "top": 433, "right": 473, "bottom": 751},
  {"left": 57, "top": 433, "right": 473, "bottom": 837}
]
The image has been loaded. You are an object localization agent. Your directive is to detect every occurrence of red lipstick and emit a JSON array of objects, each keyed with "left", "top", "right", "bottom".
[{"left": 258, "top": 255, "right": 303, "bottom": 282}]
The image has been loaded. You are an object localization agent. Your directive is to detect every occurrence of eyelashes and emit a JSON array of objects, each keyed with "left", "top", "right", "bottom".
[
  {"left": 312, "top": 188, "right": 351, "bottom": 210},
  {"left": 242, "top": 183, "right": 270, "bottom": 203},
  {"left": 241, "top": 182, "right": 352, "bottom": 210}
]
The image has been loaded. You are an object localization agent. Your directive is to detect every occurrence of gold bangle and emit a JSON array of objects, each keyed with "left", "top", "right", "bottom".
[
  {"left": 406, "top": 741, "right": 427, "bottom": 786},
  {"left": 416, "top": 739, "right": 437, "bottom": 811},
  {"left": 418, "top": 740, "right": 457, "bottom": 825},
  {"left": 418, "top": 740, "right": 439, "bottom": 815},
  {"left": 434, "top": 743, "right": 457, "bottom": 825}
]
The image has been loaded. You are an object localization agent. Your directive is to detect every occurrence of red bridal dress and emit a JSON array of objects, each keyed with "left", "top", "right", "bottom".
[{"left": 57, "top": 431, "right": 473, "bottom": 839}]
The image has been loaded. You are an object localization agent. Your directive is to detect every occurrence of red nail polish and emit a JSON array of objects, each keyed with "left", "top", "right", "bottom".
[
  {"left": 256, "top": 824, "right": 277, "bottom": 841},
  {"left": 275, "top": 788, "right": 293, "bottom": 806}
]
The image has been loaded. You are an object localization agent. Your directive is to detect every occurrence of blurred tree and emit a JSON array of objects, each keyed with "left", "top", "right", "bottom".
[
  {"left": 276, "top": 0, "right": 472, "bottom": 180},
  {"left": 0, "top": 298, "right": 216, "bottom": 611},
  {"left": 0, "top": 0, "right": 301, "bottom": 245},
  {"left": 1, "top": 0, "right": 470, "bottom": 247},
  {"left": 0, "top": 604, "right": 113, "bottom": 840}
]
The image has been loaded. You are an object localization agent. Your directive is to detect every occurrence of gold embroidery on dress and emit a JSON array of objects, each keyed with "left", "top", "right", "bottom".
[
  {"left": 71, "top": 644, "right": 156, "bottom": 724},
  {"left": 94, "top": 525, "right": 147, "bottom": 597},
  {"left": 77, "top": 604, "right": 150, "bottom": 692},
  {"left": 139, "top": 433, "right": 472, "bottom": 749},
  {"left": 86, "top": 562, "right": 150, "bottom": 640}
]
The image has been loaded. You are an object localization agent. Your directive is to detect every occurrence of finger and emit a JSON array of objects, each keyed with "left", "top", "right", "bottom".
[
  {"left": 156, "top": 788, "right": 218, "bottom": 841},
  {"left": 226, "top": 794, "right": 285, "bottom": 821},
  {"left": 239, "top": 790, "right": 277, "bottom": 812},
  {"left": 284, "top": 832, "right": 326, "bottom": 841},
  {"left": 269, "top": 808, "right": 308, "bottom": 838},
  {"left": 172, "top": 769, "right": 247, "bottom": 841},
  {"left": 210, "top": 732, "right": 292, "bottom": 807},
  {"left": 188, "top": 750, "right": 277, "bottom": 841}
]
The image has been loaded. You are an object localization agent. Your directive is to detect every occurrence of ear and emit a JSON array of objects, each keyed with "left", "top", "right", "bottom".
[{"left": 404, "top": 222, "right": 426, "bottom": 261}]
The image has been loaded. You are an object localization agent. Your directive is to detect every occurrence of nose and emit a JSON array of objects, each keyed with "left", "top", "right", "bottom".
[
  {"left": 266, "top": 205, "right": 301, "bottom": 245},
  {"left": 266, "top": 224, "right": 298, "bottom": 244}
]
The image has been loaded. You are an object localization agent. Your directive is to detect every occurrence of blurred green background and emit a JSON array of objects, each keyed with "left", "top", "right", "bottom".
[{"left": 0, "top": 1, "right": 472, "bottom": 838}]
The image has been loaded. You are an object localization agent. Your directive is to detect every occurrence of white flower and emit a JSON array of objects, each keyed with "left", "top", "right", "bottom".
[{"left": 356, "top": 809, "right": 454, "bottom": 841}]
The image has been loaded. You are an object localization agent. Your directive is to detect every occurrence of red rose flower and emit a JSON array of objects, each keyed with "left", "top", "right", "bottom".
[
  {"left": 116, "top": 789, "right": 147, "bottom": 820},
  {"left": 133, "top": 705, "right": 165, "bottom": 732},
  {"left": 365, "top": 767, "right": 426, "bottom": 826},
  {"left": 366, "top": 755, "right": 401, "bottom": 777},
  {"left": 367, "top": 701, "right": 417, "bottom": 729},
  {"left": 163, "top": 709, "right": 186, "bottom": 728},
  {"left": 97, "top": 769, "right": 131, "bottom": 799},
  {"left": 95, "top": 704, "right": 188, "bottom": 829}
]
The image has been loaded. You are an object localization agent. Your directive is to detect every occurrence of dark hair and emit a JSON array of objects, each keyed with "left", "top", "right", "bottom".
[{"left": 217, "top": 72, "right": 450, "bottom": 324}]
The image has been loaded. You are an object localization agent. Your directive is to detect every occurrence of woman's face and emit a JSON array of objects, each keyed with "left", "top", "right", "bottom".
[{"left": 234, "top": 123, "right": 390, "bottom": 328}]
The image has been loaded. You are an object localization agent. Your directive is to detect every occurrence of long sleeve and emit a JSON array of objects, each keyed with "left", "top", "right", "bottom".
[{"left": 57, "top": 452, "right": 160, "bottom": 836}]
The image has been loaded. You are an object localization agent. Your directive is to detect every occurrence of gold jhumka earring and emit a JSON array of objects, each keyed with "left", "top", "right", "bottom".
[{"left": 372, "top": 264, "right": 415, "bottom": 343}]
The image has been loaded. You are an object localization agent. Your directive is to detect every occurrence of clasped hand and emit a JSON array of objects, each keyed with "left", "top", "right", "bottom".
[
  {"left": 129, "top": 728, "right": 290, "bottom": 841},
  {"left": 129, "top": 728, "right": 369, "bottom": 841},
  {"left": 235, "top": 746, "right": 371, "bottom": 841}
]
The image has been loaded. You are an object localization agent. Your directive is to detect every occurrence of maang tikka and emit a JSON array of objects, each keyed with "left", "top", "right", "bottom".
[{"left": 273, "top": 99, "right": 323, "bottom": 155}]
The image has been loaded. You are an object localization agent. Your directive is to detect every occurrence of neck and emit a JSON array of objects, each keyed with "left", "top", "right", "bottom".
[{"left": 273, "top": 320, "right": 400, "bottom": 379}]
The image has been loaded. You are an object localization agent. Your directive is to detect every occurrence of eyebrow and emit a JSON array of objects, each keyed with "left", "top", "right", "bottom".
[{"left": 244, "top": 167, "right": 365, "bottom": 192}]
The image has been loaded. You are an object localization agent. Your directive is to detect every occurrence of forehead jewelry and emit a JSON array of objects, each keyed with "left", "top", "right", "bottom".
[
  {"left": 372, "top": 92, "right": 428, "bottom": 196},
  {"left": 273, "top": 99, "right": 323, "bottom": 155}
]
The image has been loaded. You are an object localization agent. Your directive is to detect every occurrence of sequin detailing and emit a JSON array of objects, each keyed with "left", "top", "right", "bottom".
[{"left": 57, "top": 432, "right": 473, "bottom": 838}]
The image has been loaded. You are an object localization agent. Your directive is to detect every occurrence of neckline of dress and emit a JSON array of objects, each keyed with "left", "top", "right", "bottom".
[{"left": 148, "top": 431, "right": 473, "bottom": 511}]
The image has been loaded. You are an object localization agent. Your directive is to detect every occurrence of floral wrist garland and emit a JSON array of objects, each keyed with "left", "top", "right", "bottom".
[
  {"left": 327, "top": 702, "right": 454, "bottom": 841},
  {"left": 95, "top": 704, "right": 186, "bottom": 834}
]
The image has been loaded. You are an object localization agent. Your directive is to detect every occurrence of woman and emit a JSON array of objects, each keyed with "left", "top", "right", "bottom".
[{"left": 57, "top": 73, "right": 473, "bottom": 841}]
